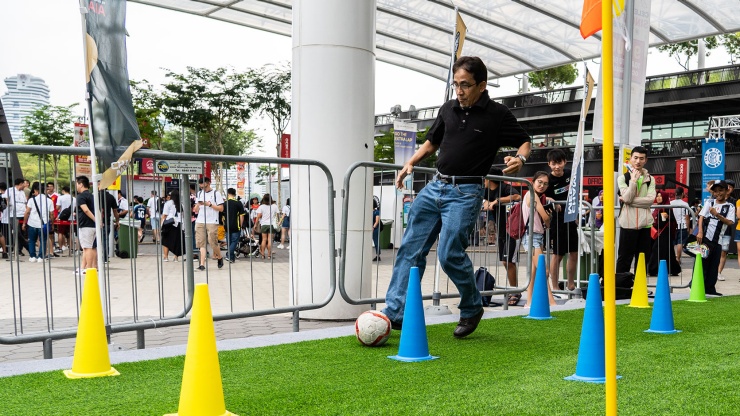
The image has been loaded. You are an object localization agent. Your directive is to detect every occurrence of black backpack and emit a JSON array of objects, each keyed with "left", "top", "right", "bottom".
[{"left": 58, "top": 206, "right": 72, "bottom": 221}]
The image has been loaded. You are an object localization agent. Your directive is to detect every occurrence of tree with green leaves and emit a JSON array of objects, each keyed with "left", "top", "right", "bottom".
[
  {"left": 657, "top": 37, "right": 720, "bottom": 70},
  {"left": 21, "top": 104, "right": 77, "bottom": 187},
  {"left": 527, "top": 64, "right": 578, "bottom": 91},
  {"left": 130, "top": 79, "right": 167, "bottom": 150},
  {"left": 255, "top": 164, "right": 277, "bottom": 186},
  {"left": 251, "top": 63, "right": 291, "bottom": 206},
  {"left": 720, "top": 33, "right": 740, "bottom": 64}
]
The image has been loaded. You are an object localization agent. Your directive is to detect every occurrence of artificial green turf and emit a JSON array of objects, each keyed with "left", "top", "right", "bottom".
[{"left": 1, "top": 297, "right": 739, "bottom": 415}]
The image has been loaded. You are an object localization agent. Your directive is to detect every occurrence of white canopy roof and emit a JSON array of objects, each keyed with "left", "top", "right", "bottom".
[{"left": 129, "top": 0, "right": 740, "bottom": 81}]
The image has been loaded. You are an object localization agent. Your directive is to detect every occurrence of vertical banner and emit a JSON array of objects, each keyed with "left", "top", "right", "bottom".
[
  {"left": 444, "top": 10, "right": 467, "bottom": 101},
  {"left": 393, "top": 121, "right": 417, "bottom": 165},
  {"left": 140, "top": 158, "right": 154, "bottom": 174},
  {"left": 675, "top": 159, "right": 688, "bottom": 195},
  {"left": 564, "top": 69, "right": 595, "bottom": 223},
  {"left": 85, "top": 0, "right": 143, "bottom": 189},
  {"left": 236, "top": 162, "right": 246, "bottom": 199},
  {"left": 74, "top": 122, "right": 92, "bottom": 180},
  {"left": 591, "top": 0, "right": 650, "bottom": 147},
  {"left": 701, "top": 138, "right": 725, "bottom": 202},
  {"left": 280, "top": 133, "right": 291, "bottom": 168}
]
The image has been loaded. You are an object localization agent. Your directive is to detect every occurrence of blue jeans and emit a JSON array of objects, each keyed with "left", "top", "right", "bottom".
[
  {"left": 28, "top": 226, "right": 48, "bottom": 258},
  {"left": 382, "top": 180, "right": 484, "bottom": 323},
  {"left": 227, "top": 231, "right": 240, "bottom": 261},
  {"left": 372, "top": 227, "right": 380, "bottom": 256}
]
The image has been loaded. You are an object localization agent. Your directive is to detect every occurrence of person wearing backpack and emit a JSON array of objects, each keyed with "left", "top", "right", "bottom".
[
  {"left": 482, "top": 167, "right": 522, "bottom": 305},
  {"left": 521, "top": 171, "right": 557, "bottom": 307},
  {"left": 381, "top": 56, "right": 531, "bottom": 338},
  {"left": 616, "top": 146, "right": 656, "bottom": 274}
]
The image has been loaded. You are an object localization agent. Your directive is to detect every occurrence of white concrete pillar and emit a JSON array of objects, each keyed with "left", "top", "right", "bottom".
[{"left": 292, "top": 0, "right": 376, "bottom": 319}]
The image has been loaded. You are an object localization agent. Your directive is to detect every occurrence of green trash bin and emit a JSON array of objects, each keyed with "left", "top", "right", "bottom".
[
  {"left": 379, "top": 219, "right": 393, "bottom": 249},
  {"left": 118, "top": 218, "right": 139, "bottom": 258}
]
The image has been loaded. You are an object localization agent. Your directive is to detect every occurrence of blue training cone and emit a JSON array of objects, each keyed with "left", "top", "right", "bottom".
[
  {"left": 645, "top": 260, "right": 681, "bottom": 334},
  {"left": 525, "top": 254, "right": 554, "bottom": 320},
  {"left": 565, "top": 273, "right": 621, "bottom": 383},
  {"left": 389, "top": 267, "right": 439, "bottom": 362}
]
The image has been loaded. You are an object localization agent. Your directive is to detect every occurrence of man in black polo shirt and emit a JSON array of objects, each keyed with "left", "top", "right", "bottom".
[
  {"left": 697, "top": 180, "right": 735, "bottom": 296},
  {"left": 545, "top": 149, "right": 578, "bottom": 291},
  {"left": 382, "top": 56, "right": 531, "bottom": 338}
]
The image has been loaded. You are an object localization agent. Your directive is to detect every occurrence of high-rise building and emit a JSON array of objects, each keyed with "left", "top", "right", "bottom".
[{"left": 1, "top": 74, "right": 50, "bottom": 142}]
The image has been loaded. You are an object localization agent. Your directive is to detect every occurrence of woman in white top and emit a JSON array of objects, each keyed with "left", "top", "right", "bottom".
[
  {"left": 160, "top": 190, "right": 183, "bottom": 262},
  {"left": 254, "top": 193, "right": 279, "bottom": 259},
  {"left": 521, "top": 171, "right": 557, "bottom": 307}
]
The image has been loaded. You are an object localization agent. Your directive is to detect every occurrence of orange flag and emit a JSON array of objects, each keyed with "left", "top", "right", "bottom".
[{"left": 580, "top": 0, "right": 602, "bottom": 39}]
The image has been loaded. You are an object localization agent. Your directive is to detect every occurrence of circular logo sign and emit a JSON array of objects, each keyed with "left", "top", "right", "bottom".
[
  {"left": 157, "top": 161, "right": 170, "bottom": 172},
  {"left": 704, "top": 148, "right": 723, "bottom": 169},
  {"left": 146, "top": 159, "right": 154, "bottom": 171}
]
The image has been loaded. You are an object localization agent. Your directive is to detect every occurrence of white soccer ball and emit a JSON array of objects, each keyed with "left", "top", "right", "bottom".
[{"left": 355, "top": 310, "right": 392, "bottom": 347}]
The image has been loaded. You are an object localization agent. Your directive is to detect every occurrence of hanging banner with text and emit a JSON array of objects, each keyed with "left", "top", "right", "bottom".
[
  {"left": 280, "top": 133, "right": 290, "bottom": 168},
  {"left": 393, "top": 121, "right": 417, "bottom": 165},
  {"left": 701, "top": 138, "right": 725, "bottom": 203},
  {"left": 675, "top": 159, "right": 689, "bottom": 196},
  {"left": 564, "top": 69, "right": 595, "bottom": 223}
]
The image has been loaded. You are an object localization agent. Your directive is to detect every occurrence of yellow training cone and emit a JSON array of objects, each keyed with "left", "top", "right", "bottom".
[
  {"left": 64, "top": 268, "right": 119, "bottom": 379},
  {"left": 628, "top": 253, "right": 650, "bottom": 308},
  {"left": 165, "top": 283, "right": 236, "bottom": 416},
  {"left": 688, "top": 255, "right": 708, "bottom": 303}
]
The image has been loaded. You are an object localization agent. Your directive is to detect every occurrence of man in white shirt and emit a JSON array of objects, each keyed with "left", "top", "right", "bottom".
[
  {"left": 146, "top": 191, "right": 161, "bottom": 243},
  {"left": 669, "top": 187, "right": 691, "bottom": 263},
  {"left": 117, "top": 191, "right": 129, "bottom": 218},
  {"left": 55, "top": 186, "right": 74, "bottom": 251},
  {"left": 0, "top": 182, "right": 8, "bottom": 259},
  {"left": 7, "top": 178, "right": 29, "bottom": 257},
  {"left": 21, "top": 182, "right": 55, "bottom": 261},
  {"left": 194, "top": 177, "right": 224, "bottom": 269}
]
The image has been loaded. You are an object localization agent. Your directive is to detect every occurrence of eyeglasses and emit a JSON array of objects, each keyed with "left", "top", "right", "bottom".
[{"left": 451, "top": 81, "right": 479, "bottom": 91}]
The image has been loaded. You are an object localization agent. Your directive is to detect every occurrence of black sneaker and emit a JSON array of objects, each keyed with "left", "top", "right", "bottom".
[
  {"left": 453, "top": 308, "right": 484, "bottom": 338},
  {"left": 198, "top": 265, "right": 205, "bottom": 271},
  {"left": 217, "top": 258, "right": 224, "bottom": 269},
  {"left": 390, "top": 320, "right": 403, "bottom": 331},
  {"left": 1, "top": 253, "right": 7, "bottom": 259}
]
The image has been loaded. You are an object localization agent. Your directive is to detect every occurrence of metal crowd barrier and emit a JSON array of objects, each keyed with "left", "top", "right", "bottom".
[
  {"left": 337, "top": 161, "right": 536, "bottom": 311},
  {"left": 0, "top": 144, "right": 336, "bottom": 358}
]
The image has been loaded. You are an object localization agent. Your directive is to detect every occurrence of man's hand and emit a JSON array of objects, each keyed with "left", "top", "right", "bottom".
[
  {"left": 396, "top": 163, "right": 414, "bottom": 190},
  {"left": 502, "top": 155, "right": 524, "bottom": 174},
  {"left": 709, "top": 207, "right": 718, "bottom": 217},
  {"left": 696, "top": 230, "right": 703, "bottom": 244}
]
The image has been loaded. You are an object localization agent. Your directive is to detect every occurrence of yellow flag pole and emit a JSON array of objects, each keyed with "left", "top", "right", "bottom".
[{"left": 602, "top": 0, "right": 617, "bottom": 415}]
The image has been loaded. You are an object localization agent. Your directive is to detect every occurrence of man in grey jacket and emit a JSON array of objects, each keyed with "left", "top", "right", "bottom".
[{"left": 616, "top": 146, "right": 656, "bottom": 274}]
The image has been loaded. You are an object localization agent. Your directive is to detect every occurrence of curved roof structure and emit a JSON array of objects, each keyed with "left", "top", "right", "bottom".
[{"left": 129, "top": 0, "right": 740, "bottom": 81}]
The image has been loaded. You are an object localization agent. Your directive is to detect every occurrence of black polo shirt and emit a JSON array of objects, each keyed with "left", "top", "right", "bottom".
[{"left": 428, "top": 90, "right": 530, "bottom": 176}]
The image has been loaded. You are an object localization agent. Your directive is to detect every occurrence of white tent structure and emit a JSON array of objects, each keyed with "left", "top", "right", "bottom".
[{"left": 130, "top": 0, "right": 740, "bottom": 81}]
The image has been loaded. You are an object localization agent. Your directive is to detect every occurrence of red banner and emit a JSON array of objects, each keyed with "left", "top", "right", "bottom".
[
  {"left": 675, "top": 159, "right": 688, "bottom": 195},
  {"left": 141, "top": 158, "right": 154, "bottom": 174},
  {"left": 280, "top": 133, "right": 290, "bottom": 168}
]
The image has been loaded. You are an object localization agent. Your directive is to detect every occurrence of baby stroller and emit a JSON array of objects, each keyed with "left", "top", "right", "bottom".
[{"left": 235, "top": 228, "right": 260, "bottom": 258}]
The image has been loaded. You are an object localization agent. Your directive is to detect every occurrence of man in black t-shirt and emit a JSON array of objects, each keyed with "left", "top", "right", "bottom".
[
  {"left": 482, "top": 167, "right": 521, "bottom": 297},
  {"left": 545, "top": 149, "right": 578, "bottom": 291},
  {"left": 223, "top": 188, "right": 245, "bottom": 262},
  {"left": 75, "top": 176, "right": 97, "bottom": 271}
]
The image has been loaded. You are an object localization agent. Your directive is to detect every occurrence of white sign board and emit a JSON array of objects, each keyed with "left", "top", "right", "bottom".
[
  {"left": 0, "top": 154, "right": 10, "bottom": 168},
  {"left": 155, "top": 160, "right": 203, "bottom": 175}
]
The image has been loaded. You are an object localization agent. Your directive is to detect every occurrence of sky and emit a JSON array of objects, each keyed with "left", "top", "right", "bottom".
[{"left": 0, "top": 1, "right": 734, "bottom": 155}]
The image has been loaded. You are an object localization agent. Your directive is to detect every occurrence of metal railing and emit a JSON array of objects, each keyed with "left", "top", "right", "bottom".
[{"left": 0, "top": 144, "right": 336, "bottom": 358}]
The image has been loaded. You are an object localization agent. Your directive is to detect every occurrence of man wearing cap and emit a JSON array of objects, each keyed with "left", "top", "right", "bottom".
[
  {"left": 717, "top": 179, "right": 736, "bottom": 280},
  {"left": 382, "top": 56, "right": 531, "bottom": 338},
  {"left": 697, "top": 180, "right": 735, "bottom": 296}
]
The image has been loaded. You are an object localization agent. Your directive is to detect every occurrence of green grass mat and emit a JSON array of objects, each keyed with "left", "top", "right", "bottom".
[{"left": 1, "top": 297, "right": 739, "bottom": 415}]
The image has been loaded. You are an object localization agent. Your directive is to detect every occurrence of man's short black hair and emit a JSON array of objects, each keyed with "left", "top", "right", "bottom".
[
  {"left": 488, "top": 166, "right": 504, "bottom": 177},
  {"left": 76, "top": 176, "right": 90, "bottom": 189},
  {"left": 675, "top": 187, "right": 685, "bottom": 196},
  {"left": 227, "top": 187, "right": 236, "bottom": 196},
  {"left": 547, "top": 149, "right": 567, "bottom": 163},
  {"left": 62, "top": 185, "right": 70, "bottom": 193},
  {"left": 14, "top": 178, "right": 24, "bottom": 186},
  {"left": 198, "top": 177, "right": 211, "bottom": 184},
  {"left": 189, "top": 183, "right": 196, "bottom": 191},
  {"left": 452, "top": 56, "right": 488, "bottom": 84},
  {"left": 632, "top": 146, "right": 648, "bottom": 156},
  {"left": 0, "top": 182, "right": 6, "bottom": 191},
  {"left": 31, "top": 181, "right": 41, "bottom": 194}
]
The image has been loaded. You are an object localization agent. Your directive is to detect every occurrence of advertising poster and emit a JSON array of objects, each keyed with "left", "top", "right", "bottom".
[{"left": 701, "top": 138, "right": 725, "bottom": 202}]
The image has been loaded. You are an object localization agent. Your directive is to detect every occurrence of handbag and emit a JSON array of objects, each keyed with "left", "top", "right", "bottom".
[{"left": 162, "top": 217, "right": 175, "bottom": 227}]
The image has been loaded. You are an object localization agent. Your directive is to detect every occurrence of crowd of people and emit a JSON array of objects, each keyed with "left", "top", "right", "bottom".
[{"left": 0, "top": 176, "right": 292, "bottom": 272}]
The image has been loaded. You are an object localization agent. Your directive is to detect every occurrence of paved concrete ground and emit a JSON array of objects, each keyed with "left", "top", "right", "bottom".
[{"left": 1, "top": 240, "right": 738, "bottom": 365}]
